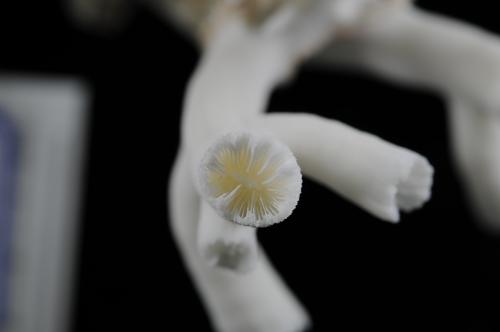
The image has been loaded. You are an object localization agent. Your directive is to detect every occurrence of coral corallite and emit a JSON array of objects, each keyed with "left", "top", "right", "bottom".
[{"left": 199, "top": 132, "right": 302, "bottom": 227}]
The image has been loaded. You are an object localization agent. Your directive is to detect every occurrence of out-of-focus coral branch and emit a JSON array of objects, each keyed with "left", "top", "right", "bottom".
[
  {"left": 448, "top": 97, "right": 500, "bottom": 234},
  {"left": 316, "top": 4, "right": 500, "bottom": 110}
]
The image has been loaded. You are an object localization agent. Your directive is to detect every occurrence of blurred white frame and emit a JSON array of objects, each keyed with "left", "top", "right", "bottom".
[{"left": 0, "top": 76, "right": 88, "bottom": 332}]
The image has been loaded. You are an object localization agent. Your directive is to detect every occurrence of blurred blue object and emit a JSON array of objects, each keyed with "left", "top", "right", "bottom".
[{"left": 0, "top": 107, "right": 20, "bottom": 330}]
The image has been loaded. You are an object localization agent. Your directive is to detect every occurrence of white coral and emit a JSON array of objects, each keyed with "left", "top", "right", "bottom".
[
  {"left": 167, "top": 1, "right": 439, "bottom": 331},
  {"left": 142, "top": 0, "right": 500, "bottom": 330}
]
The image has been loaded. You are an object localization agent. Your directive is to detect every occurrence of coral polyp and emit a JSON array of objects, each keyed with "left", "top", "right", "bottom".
[{"left": 199, "top": 133, "right": 302, "bottom": 227}]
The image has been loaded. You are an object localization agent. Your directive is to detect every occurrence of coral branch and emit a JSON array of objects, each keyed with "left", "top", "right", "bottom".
[
  {"left": 181, "top": 15, "right": 300, "bottom": 273},
  {"left": 252, "top": 113, "right": 433, "bottom": 222},
  {"left": 316, "top": 4, "right": 500, "bottom": 111},
  {"left": 448, "top": 96, "right": 500, "bottom": 234},
  {"left": 169, "top": 153, "right": 310, "bottom": 332}
]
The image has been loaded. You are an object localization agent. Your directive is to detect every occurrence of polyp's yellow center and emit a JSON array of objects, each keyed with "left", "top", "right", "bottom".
[{"left": 201, "top": 133, "right": 301, "bottom": 227}]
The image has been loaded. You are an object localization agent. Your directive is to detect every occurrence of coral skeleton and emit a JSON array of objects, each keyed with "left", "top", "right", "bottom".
[
  {"left": 70, "top": 0, "right": 500, "bottom": 331},
  {"left": 169, "top": 1, "right": 434, "bottom": 331}
]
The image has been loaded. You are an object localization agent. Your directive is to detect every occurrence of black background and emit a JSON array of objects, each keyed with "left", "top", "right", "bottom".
[{"left": 1, "top": 1, "right": 500, "bottom": 331}]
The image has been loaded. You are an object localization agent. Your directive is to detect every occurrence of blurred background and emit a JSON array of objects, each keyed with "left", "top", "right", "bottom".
[{"left": 1, "top": 1, "right": 500, "bottom": 331}]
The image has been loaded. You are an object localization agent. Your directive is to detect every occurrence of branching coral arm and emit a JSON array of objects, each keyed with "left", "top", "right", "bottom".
[
  {"left": 448, "top": 96, "right": 500, "bottom": 233},
  {"left": 315, "top": 3, "right": 500, "bottom": 112},
  {"left": 169, "top": 152, "right": 310, "bottom": 332},
  {"left": 251, "top": 113, "right": 433, "bottom": 222},
  {"left": 181, "top": 17, "right": 302, "bottom": 271}
]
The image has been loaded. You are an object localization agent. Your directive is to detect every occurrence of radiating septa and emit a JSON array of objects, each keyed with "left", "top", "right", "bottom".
[{"left": 198, "top": 132, "right": 302, "bottom": 227}]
